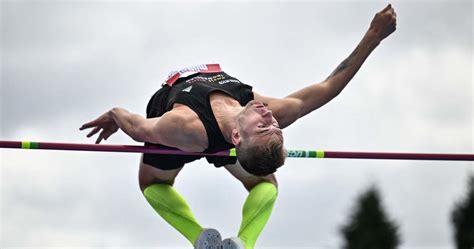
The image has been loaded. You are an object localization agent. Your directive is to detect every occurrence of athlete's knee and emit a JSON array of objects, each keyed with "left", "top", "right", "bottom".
[
  {"left": 265, "top": 174, "right": 278, "bottom": 190},
  {"left": 244, "top": 175, "right": 278, "bottom": 192},
  {"left": 138, "top": 156, "right": 182, "bottom": 192},
  {"left": 139, "top": 177, "right": 174, "bottom": 193}
]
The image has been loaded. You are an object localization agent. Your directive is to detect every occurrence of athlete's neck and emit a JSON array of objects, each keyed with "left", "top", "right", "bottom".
[{"left": 210, "top": 92, "right": 242, "bottom": 143}]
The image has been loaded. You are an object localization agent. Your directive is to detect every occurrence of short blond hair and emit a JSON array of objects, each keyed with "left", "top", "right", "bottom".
[{"left": 236, "top": 134, "right": 287, "bottom": 176}]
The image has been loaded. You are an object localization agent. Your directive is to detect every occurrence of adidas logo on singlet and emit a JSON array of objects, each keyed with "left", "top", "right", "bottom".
[{"left": 182, "top": 86, "right": 193, "bottom": 92}]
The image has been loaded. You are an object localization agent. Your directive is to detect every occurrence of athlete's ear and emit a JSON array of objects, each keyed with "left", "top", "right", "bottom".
[{"left": 232, "top": 129, "right": 241, "bottom": 146}]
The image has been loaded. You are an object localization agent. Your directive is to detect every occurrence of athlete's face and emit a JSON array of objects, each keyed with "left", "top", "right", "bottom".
[{"left": 235, "top": 100, "right": 282, "bottom": 144}]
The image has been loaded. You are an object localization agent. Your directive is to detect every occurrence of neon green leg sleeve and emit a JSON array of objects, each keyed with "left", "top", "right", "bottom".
[
  {"left": 144, "top": 184, "right": 203, "bottom": 245},
  {"left": 238, "top": 182, "right": 278, "bottom": 249}
]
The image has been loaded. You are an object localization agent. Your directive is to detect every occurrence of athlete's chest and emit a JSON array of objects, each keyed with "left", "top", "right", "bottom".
[{"left": 168, "top": 92, "right": 236, "bottom": 151}]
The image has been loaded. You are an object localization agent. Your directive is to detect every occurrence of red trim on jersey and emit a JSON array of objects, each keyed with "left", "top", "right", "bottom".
[{"left": 165, "top": 64, "right": 222, "bottom": 86}]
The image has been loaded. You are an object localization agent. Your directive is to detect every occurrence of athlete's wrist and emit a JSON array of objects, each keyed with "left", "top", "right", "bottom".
[
  {"left": 110, "top": 107, "right": 126, "bottom": 117},
  {"left": 365, "top": 29, "right": 383, "bottom": 47},
  {"left": 361, "top": 29, "right": 382, "bottom": 51}
]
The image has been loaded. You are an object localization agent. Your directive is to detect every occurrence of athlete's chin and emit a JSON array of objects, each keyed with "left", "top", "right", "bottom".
[
  {"left": 244, "top": 100, "right": 258, "bottom": 108},
  {"left": 239, "top": 101, "right": 256, "bottom": 117}
]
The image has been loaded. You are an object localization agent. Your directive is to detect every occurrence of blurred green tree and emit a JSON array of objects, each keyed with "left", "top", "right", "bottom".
[
  {"left": 451, "top": 174, "right": 474, "bottom": 249},
  {"left": 340, "top": 185, "right": 400, "bottom": 249}
]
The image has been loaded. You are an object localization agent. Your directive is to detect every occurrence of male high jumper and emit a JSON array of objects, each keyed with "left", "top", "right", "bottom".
[{"left": 80, "top": 4, "right": 396, "bottom": 249}]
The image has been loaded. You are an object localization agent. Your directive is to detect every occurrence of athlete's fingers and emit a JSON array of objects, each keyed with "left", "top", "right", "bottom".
[
  {"left": 87, "top": 127, "right": 101, "bottom": 138},
  {"left": 389, "top": 24, "right": 396, "bottom": 34},
  {"left": 95, "top": 133, "right": 104, "bottom": 144},
  {"left": 388, "top": 7, "right": 396, "bottom": 18},
  {"left": 80, "top": 120, "right": 97, "bottom": 130},
  {"left": 382, "top": 3, "right": 392, "bottom": 13},
  {"left": 79, "top": 124, "right": 89, "bottom": 130}
]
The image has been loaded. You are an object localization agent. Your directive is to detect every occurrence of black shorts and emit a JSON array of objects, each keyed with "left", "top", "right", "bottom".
[{"left": 142, "top": 84, "right": 237, "bottom": 170}]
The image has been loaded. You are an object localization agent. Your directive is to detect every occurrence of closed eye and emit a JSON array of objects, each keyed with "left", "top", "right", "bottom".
[{"left": 258, "top": 122, "right": 279, "bottom": 129}]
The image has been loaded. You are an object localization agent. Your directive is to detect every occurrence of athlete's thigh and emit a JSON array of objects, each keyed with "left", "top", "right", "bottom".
[
  {"left": 138, "top": 155, "right": 183, "bottom": 191},
  {"left": 224, "top": 161, "right": 278, "bottom": 191}
]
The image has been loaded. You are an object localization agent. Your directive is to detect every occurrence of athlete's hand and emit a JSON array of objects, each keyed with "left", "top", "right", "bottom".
[
  {"left": 80, "top": 110, "right": 119, "bottom": 144},
  {"left": 369, "top": 4, "right": 397, "bottom": 42}
]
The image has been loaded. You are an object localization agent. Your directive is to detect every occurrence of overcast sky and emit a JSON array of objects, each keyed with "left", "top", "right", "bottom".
[{"left": 1, "top": 1, "right": 473, "bottom": 249}]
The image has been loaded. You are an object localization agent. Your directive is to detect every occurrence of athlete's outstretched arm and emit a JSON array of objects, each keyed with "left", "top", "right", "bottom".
[
  {"left": 80, "top": 108, "right": 163, "bottom": 144},
  {"left": 290, "top": 4, "right": 396, "bottom": 114},
  {"left": 257, "top": 4, "right": 397, "bottom": 129}
]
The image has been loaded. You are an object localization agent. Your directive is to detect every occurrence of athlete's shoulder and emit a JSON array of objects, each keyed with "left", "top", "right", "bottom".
[
  {"left": 154, "top": 108, "right": 207, "bottom": 151},
  {"left": 160, "top": 107, "right": 196, "bottom": 125}
]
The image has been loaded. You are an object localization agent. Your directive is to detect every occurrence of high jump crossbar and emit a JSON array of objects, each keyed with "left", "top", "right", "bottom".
[{"left": 1, "top": 140, "right": 473, "bottom": 161}]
